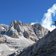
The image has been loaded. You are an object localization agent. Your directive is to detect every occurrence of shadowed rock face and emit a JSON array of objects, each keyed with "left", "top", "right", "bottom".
[
  {"left": 18, "top": 29, "right": 56, "bottom": 56},
  {"left": 0, "top": 20, "right": 49, "bottom": 56}
]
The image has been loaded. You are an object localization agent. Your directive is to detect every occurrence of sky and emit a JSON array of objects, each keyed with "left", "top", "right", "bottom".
[{"left": 0, "top": 0, "right": 56, "bottom": 24}]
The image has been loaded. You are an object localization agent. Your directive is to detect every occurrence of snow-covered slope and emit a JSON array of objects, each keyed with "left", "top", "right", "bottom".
[{"left": 0, "top": 20, "right": 49, "bottom": 56}]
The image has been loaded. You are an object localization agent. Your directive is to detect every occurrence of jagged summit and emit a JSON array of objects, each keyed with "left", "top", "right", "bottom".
[
  {"left": 11, "top": 20, "right": 22, "bottom": 26},
  {"left": 0, "top": 20, "right": 49, "bottom": 56},
  {"left": 0, "top": 20, "right": 56, "bottom": 56}
]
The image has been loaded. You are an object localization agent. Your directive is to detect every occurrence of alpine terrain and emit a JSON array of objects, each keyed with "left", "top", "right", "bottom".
[{"left": 0, "top": 20, "right": 54, "bottom": 56}]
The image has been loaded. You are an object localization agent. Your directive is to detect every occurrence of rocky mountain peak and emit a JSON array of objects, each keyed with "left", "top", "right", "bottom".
[
  {"left": 0, "top": 20, "right": 49, "bottom": 56},
  {"left": 11, "top": 20, "right": 22, "bottom": 27}
]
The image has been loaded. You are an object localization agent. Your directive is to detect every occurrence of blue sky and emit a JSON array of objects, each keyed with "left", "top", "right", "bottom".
[{"left": 0, "top": 0, "right": 56, "bottom": 24}]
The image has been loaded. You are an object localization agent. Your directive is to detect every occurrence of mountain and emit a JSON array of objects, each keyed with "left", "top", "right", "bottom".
[
  {"left": 0, "top": 20, "right": 49, "bottom": 56},
  {"left": 17, "top": 29, "right": 56, "bottom": 56}
]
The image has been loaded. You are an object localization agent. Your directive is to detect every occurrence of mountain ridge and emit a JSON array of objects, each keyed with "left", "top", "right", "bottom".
[{"left": 0, "top": 20, "right": 49, "bottom": 56}]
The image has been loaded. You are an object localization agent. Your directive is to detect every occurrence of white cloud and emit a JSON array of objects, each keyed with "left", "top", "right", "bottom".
[{"left": 42, "top": 4, "right": 56, "bottom": 31}]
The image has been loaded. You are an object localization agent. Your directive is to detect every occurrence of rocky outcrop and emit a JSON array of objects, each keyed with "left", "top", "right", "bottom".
[
  {"left": 18, "top": 29, "right": 56, "bottom": 56},
  {"left": 6, "top": 20, "right": 49, "bottom": 41},
  {"left": 32, "top": 23, "right": 48, "bottom": 39},
  {"left": 0, "top": 35, "right": 6, "bottom": 43},
  {"left": 0, "top": 20, "right": 49, "bottom": 56}
]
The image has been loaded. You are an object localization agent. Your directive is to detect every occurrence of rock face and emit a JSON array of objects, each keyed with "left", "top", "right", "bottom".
[
  {"left": 6, "top": 20, "right": 48, "bottom": 41},
  {"left": 18, "top": 29, "right": 56, "bottom": 56},
  {"left": 0, "top": 20, "right": 49, "bottom": 56},
  {"left": 32, "top": 24, "right": 48, "bottom": 39}
]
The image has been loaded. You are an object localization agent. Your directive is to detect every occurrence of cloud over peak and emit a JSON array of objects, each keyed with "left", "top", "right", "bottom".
[{"left": 42, "top": 4, "right": 56, "bottom": 31}]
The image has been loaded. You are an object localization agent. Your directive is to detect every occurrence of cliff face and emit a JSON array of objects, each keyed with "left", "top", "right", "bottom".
[
  {"left": 18, "top": 29, "right": 56, "bottom": 56},
  {"left": 0, "top": 20, "right": 49, "bottom": 56}
]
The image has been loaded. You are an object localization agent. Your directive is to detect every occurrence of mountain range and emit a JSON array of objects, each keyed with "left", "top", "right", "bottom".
[{"left": 0, "top": 20, "right": 55, "bottom": 56}]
